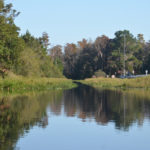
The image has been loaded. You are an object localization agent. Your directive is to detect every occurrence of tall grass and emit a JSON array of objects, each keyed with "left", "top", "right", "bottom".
[
  {"left": 80, "top": 76, "right": 150, "bottom": 89},
  {"left": 0, "top": 76, "right": 76, "bottom": 93}
]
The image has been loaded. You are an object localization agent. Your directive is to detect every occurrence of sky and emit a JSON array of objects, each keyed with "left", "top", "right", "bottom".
[{"left": 9, "top": 0, "right": 150, "bottom": 46}]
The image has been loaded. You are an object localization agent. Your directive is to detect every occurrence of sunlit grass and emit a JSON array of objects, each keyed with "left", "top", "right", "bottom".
[
  {"left": 80, "top": 76, "right": 150, "bottom": 89},
  {"left": 0, "top": 76, "right": 76, "bottom": 93}
]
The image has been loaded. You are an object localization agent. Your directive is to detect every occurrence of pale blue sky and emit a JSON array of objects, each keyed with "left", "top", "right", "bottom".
[{"left": 10, "top": 0, "right": 150, "bottom": 46}]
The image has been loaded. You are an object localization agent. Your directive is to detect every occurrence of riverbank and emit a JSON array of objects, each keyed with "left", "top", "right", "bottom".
[
  {"left": 0, "top": 77, "right": 76, "bottom": 93},
  {"left": 1, "top": 75, "right": 150, "bottom": 94},
  {"left": 80, "top": 76, "right": 150, "bottom": 89}
]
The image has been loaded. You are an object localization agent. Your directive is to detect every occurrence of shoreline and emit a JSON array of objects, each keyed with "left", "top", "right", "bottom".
[
  {"left": 79, "top": 76, "right": 150, "bottom": 89},
  {"left": 0, "top": 77, "right": 77, "bottom": 93}
]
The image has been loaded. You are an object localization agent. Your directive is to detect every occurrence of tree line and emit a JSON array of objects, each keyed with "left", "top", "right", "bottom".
[
  {"left": 1, "top": 0, "right": 150, "bottom": 79},
  {"left": 50, "top": 30, "right": 150, "bottom": 79},
  {"left": 0, "top": 0, "right": 63, "bottom": 78}
]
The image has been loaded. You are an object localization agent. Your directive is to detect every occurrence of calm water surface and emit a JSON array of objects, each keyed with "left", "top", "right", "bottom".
[{"left": 0, "top": 84, "right": 150, "bottom": 150}]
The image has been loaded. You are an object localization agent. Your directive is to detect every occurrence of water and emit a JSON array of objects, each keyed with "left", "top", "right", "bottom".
[{"left": 0, "top": 84, "right": 150, "bottom": 150}]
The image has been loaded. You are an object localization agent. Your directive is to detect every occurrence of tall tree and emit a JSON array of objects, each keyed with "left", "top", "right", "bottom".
[
  {"left": 50, "top": 45, "right": 63, "bottom": 72},
  {"left": 0, "top": 0, "right": 24, "bottom": 73},
  {"left": 63, "top": 43, "right": 79, "bottom": 78},
  {"left": 94, "top": 35, "right": 110, "bottom": 70},
  {"left": 39, "top": 32, "right": 50, "bottom": 50}
]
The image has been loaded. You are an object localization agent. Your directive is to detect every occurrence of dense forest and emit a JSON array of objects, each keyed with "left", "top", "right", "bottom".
[{"left": 1, "top": 0, "right": 150, "bottom": 79}]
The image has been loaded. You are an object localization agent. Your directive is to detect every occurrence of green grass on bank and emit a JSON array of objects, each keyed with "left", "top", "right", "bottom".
[
  {"left": 0, "top": 77, "right": 77, "bottom": 93},
  {"left": 80, "top": 76, "right": 150, "bottom": 89},
  {"left": 1, "top": 74, "right": 150, "bottom": 94}
]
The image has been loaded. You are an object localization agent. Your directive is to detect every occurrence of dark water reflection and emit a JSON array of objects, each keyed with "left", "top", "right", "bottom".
[
  {"left": 0, "top": 84, "right": 150, "bottom": 150},
  {"left": 62, "top": 84, "right": 150, "bottom": 130}
]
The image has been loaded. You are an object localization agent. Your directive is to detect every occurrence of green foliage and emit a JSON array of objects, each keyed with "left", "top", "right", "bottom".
[
  {"left": 40, "top": 56, "right": 63, "bottom": 78},
  {"left": 54, "top": 58, "right": 64, "bottom": 72},
  {"left": 0, "top": 1, "right": 24, "bottom": 71},
  {"left": 21, "top": 31, "right": 47, "bottom": 56},
  {"left": 0, "top": 0, "right": 64, "bottom": 78},
  {"left": 94, "top": 70, "right": 106, "bottom": 77},
  {"left": 0, "top": 0, "right": 150, "bottom": 80},
  {"left": 17, "top": 47, "right": 41, "bottom": 77},
  {"left": 20, "top": 31, "right": 64, "bottom": 78},
  {"left": 81, "top": 76, "right": 150, "bottom": 89},
  {"left": 0, "top": 77, "right": 76, "bottom": 93},
  {"left": 63, "top": 30, "right": 149, "bottom": 79}
]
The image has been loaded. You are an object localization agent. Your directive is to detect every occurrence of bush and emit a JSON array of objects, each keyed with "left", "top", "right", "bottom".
[
  {"left": 16, "top": 47, "right": 64, "bottom": 78},
  {"left": 5, "top": 71, "right": 18, "bottom": 79},
  {"left": 17, "top": 47, "right": 41, "bottom": 77},
  {"left": 94, "top": 70, "right": 106, "bottom": 78}
]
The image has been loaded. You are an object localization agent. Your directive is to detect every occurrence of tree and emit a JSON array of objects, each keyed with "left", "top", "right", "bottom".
[
  {"left": 22, "top": 31, "right": 45, "bottom": 55},
  {"left": 39, "top": 32, "right": 50, "bottom": 50},
  {"left": 94, "top": 35, "right": 110, "bottom": 70},
  {"left": 18, "top": 47, "right": 41, "bottom": 77},
  {"left": 50, "top": 45, "right": 63, "bottom": 61},
  {"left": 21, "top": 32, "right": 63, "bottom": 78},
  {"left": 63, "top": 43, "right": 79, "bottom": 78},
  {"left": 74, "top": 44, "right": 102, "bottom": 79},
  {"left": 143, "top": 42, "right": 150, "bottom": 72},
  {"left": 105, "top": 30, "right": 142, "bottom": 75},
  {"left": 78, "top": 38, "right": 88, "bottom": 49},
  {"left": 50, "top": 45, "right": 63, "bottom": 72},
  {"left": 0, "top": 0, "right": 24, "bottom": 75}
]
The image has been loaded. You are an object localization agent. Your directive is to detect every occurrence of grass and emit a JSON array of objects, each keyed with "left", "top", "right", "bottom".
[
  {"left": 0, "top": 76, "right": 77, "bottom": 93},
  {"left": 80, "top": 76, "right": 150, "bottom": 89},
  {"left": 1, "top": 74, "right": 150, "bottom": 94}
]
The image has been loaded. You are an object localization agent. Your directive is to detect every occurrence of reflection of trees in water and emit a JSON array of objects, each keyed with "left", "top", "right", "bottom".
[
  {"left": 0, "top": 91, "right": 63, "bottom": 150},
  {"left": 49, "top": 92, "right": 62, "bottom": 115},
  {"left": 1, "top": 86, "right": 150, "bottom": 150},
  {"left": 60, "top": 85, "right": 150, "bottom": 130}
]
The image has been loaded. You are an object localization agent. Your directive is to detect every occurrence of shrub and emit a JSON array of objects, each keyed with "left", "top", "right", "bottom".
[{"left": 94, "top": 70, "right": 106, "bottom": 78}]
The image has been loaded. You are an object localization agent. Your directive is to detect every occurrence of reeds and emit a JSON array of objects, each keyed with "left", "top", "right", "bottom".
[
  {"left": 0, "top": 77, "right": 76, "bottom": 93},
  {"left": 81, "top": 76, "right": 150, "bottom": 89}
]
